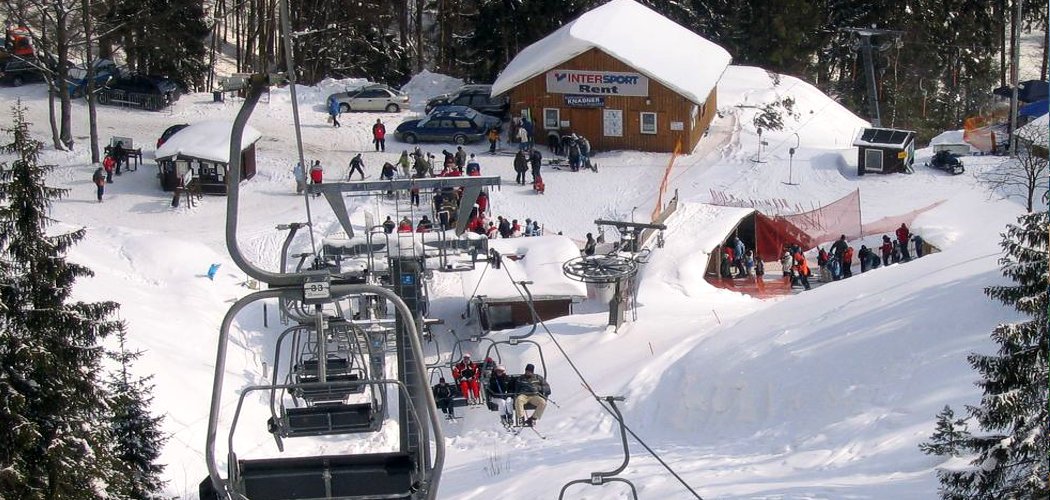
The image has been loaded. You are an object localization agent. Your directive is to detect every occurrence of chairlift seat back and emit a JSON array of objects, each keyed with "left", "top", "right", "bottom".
[
  {"left": 238, "top": 452, "right": 416, "bottom": 500},
  {"left": 280, "top": 402, "right": 377, "bottom": 437}
]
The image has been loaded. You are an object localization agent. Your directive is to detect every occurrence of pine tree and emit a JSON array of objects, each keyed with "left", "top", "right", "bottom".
[
  {"left": 920, "top": 405, "right": 972, "bottom": 457},
  {"left": 0, "top": 101, "right": 121, "bottom": 499},
  {"left": 103, "top": 0, "right": 210, "bottom": 89},
  {"left": 936, "top": 211, "right": 1049, "bottom": 498},
  {"left": 106, "top": 325, "right": 168, "bottom": 499}
]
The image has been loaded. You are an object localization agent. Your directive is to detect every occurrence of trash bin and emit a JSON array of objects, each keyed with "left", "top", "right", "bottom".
[{"left": 212, "top": 91, "right": 224, "bottom": 102}]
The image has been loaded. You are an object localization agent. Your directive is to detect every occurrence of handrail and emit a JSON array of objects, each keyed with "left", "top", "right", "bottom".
[{"left": 206, "top": 284, "right": 445, "bottom": 499}]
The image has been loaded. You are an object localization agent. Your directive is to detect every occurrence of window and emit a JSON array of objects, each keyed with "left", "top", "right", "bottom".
[
  {"left": 358, "top": 89, "right": 385, "bottom": 98},
  {"left": 640, "top": 112, "right": 657, "bottom": 134},
  {"left": 543, "top": 108, "right": 560, "bottom": 130},
  {"left": 453, "top": 120, "right": 472, "bottom": 129},
  {"left": 864, "top": 149, "right": 884, "bottom": 172},
  {"left": 453, "top": 95, "right": 472, "bottom": 106}
]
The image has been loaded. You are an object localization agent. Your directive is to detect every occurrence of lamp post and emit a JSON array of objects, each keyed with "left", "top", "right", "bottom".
[
  {"left": 784, "top": 133, "right": 800, "bottom": 185},
  {"left": 751, "top": 127, "right": 768, "bottom": 163}
]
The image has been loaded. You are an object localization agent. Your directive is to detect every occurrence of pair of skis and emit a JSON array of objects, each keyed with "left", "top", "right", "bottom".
[{"left": 502, "top": 419, "right": 546, "bottom": 439}]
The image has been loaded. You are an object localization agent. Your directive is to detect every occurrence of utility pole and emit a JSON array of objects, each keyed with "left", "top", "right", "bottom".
[
  {"left": 841, "top": 28, "right": 904, "bottom": 128},
  {"left": 1008, "top": 0, "right": 1022, "bottom": 156}
]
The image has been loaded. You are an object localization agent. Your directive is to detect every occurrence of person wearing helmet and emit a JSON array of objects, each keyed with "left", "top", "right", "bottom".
[
  {"left": 453, "top": 354, "right": 480, "bottom": 405},
  {"left": 487, "top": 365, "right": 515, "bottom": 425}
]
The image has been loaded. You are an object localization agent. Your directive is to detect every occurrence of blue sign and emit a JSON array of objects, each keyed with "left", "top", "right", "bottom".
[
  {"left": 401, "top": 274, "right": 415, "bottom": 286},
  {"left": 564, "top": 95, "right": 605, "bottom": 108}
]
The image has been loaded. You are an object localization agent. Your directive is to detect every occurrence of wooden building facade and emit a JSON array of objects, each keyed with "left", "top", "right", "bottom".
[{"left": 506, "top": 48, "right": 717, "bottom": 153}]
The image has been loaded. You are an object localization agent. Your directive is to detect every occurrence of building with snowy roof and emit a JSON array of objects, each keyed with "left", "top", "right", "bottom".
[
  {"left": 489, "top": 0, "right": 731, "bottom": 153},
  {"left": 154, "top": 120, "right": 262, "bottom": 194},
  {"left": 463, "top": 235, "right": 587, "bottom": 331}
]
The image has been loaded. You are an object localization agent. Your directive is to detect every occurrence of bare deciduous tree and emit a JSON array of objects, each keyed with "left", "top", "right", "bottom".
[{"left": 978, "top": 125, "right": 1049, "bottom": 212}]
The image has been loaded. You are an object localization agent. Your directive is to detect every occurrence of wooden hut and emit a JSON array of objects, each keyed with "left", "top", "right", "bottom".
[
  {"left": 154, "top": 120, "right": 261, "bottom": 194},
  {"left": 489, "top": 0, "right": 731, "bottom": 154},
  {"left": 853, "top": 127, "right": 916, "bottom": 175}
]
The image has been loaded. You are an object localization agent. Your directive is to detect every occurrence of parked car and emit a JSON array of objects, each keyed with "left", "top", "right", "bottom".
[
  {"left": 424, "top": 84, "right": 509, "bottom": 118},
  {"left": 96, "top": 74, "right": 181, "bottom": 111},
  {"left": 327, "top": 83, "right": 409, "bottom": 113},
  {"left": 157, "top": 123, "right": 190, "bottom": 148},
  {"left": 67, "top": 59, "right": 120, "bottom": 98},
  {"left": 394, "top": 106, "right": 502, "bottom": 145},
  {"left": 0, "top": 58, "right": 46, "bottom": 87}
]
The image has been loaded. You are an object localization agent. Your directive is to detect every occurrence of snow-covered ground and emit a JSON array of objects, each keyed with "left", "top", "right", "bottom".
[{"left": 0, "top": 59, "right": 1039, "bottom": 499}]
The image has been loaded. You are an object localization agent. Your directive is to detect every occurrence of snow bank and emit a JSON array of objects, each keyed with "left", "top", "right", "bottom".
[{"left": 400, "top": 70, "right": 464, "bottom": 112}]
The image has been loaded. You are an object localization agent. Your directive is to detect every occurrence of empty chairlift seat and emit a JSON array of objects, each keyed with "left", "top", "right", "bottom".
[
  {"left": 294, "top": 357, "right": 365, "bottom": 402},
  {"left": 276, "top": 402, "right": 378, "bottom": 437},
  {"left": 237, "top": 452, "right": 417, "bottom": 500}
]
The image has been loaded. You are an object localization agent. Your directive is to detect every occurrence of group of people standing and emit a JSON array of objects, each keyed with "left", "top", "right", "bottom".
[{"left": 720, "top": 235, "right": 765, "bottom": 280}]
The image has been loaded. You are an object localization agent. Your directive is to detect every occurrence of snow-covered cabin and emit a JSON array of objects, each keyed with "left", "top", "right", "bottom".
[
  {"left": 853, "top": 127, "right": 916, "bottom": 175},
  {"left": 154, "top": 120, "right": 262, "bottom": 194},
  {"left": 490, "top": 0, "right": 731, "bottom": 153},
  {"left": 463, "top": 235, "right": 587, "bottom": 331}
]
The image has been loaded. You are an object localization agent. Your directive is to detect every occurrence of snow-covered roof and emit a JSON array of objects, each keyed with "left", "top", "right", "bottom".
[
  {"left": 462, "top": 235, "right": 587, "bottom": 302},
  {"left": 852, "top": 127, "right": 914, "bottom": 149},
  {"left": 490, "top": 0, "right": 731, "bottom": 105},
  {"left": 1015, "top": 113, "right": 1048, "bottom": 143},
  {"left": 154, "top": 120, "right": 262, "bottom": 163}
]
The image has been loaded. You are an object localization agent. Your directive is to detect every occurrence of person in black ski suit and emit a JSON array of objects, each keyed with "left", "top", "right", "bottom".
[
  {"left": 432, "top": 378, "right": 456, "bottom": 419},
  {"left": 487, "top": 365, "right": 515, "bottom": 425},
  {"left": 348, "top": 153, "right": 366, "bottom": 180},
  {"left": 513, "top": 150, "right": 528, "bottom": 185},
  {"left": 529, "top": 149, "right": 542, "bottom": 183}
]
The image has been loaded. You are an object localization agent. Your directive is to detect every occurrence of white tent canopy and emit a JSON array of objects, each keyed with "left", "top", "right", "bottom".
[
  {"left": 155, "top": 120, "right": 262, "bottom": 163},
  {"left": 490, "top": 0, "right": 732, "bottom": 106}
]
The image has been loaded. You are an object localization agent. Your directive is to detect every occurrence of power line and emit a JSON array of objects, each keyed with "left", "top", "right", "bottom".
[{"left": 497, "top": 264, "right": 705, "bottom": 499}]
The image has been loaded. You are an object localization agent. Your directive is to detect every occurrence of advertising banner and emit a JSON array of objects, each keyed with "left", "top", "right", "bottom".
[
  {"left": 564, "top": 95, "right": 605, "bottom": 107},
  {"left": 547, "top": 70, "right": 648, "bottom": 97}
]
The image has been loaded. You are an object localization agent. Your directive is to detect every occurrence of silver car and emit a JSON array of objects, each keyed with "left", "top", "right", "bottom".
[{"left": 327, "top": 84, "right": 409, "bottom": 113}]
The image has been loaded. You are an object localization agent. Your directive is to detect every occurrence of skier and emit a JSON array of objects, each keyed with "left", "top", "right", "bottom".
[
  {"left": 513, "top": 363, "right": 549, "bottom": 427},
  {"left": 103, "top": 154, "right": 115, "bottom": 183},
  {"left": 292, "top": 161, "right": 306, "bottom": 194},
  {"left": 92, "top": 166, "right": 106, "bottom": 202},
  {"left": 112, "top": 141, "right": 127, "bottom": 175},
  {"left": 347, "top": 153, "right": 365, "bottom": 180},
  {"left": 842, "top": 245, "right": 854, "bottom": 278},
  {"left": 382, "top": 216, "right": 395, "bottom": 234},
  {"left": 397, "top": 216, "right": 412, "bottom": 233},
  {"left": 529, "top": 148, "right": 542, "bottom": 183},
  {"left": 568, "top": 140, "right": 581, "bottom": 171},
  {"left": 309, "top": 160, "right": 323, "bottom": 196},
  {"left": 454, "top": 146, "right": 466, "bottom": 168},
  {"left": 380, "top": 161, "right": 397, "bottom": 181},
  {"left": 830, "top": 234, "right": 848, "bottom": 260},
  {"left": 732, "top": 236, "right": 747, "bottom": 278},
  {"left": 488, "top": 365, "right": 515, "bottom": 425},
  {"left": 398, "top": 150, "right": 412, "bottom": 177},
  {"left": 880, "top": 235, "right": 893, "bottom": 267},
  {"left": 328, "top": 98, "right": 341, "bottom": 127},
  {"left": 465, "top": 154, "right": 481, "bottom": 176},
  {"left": 896, "top": 223, "right": 912, "bottom": 261},
  {"left": 432, "top": 378, "right": 456, "bottom": 420},
  {"left": 487, "top": 127, "right": 499, "bottom": 153},
  {"left": 912, "top": 233, "right": 925, "bottom": 258},
  {"left": 578, "top": 135, "right": 592, "bottom": 170},
  {"left": 583, "top": 233, "right": 596, "bottom": 256},
  {"left": 513, "top": 150, "right": 528, "bottom": 185},
  {"left": 498, "top": 216, "right": 512, "bottom": 239},
  {"left": 792, "top": 250, "right": 812, "bottom": 290},
  {"left": 858, "top": 245, "right": 873, "bottom": 273},
  {"left": 453, "top": 354, "right": 481, "bottom": 405},
  {"left": 416, "top": 215, "right": 433, "bottom": 233},
  {"left": 372, "top": 119, "right": 386, "bottom": 152}
]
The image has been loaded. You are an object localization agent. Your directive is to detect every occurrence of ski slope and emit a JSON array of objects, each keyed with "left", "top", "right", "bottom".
[{"left": 0, "top": 62, "right": 1037, "bottom": 499}]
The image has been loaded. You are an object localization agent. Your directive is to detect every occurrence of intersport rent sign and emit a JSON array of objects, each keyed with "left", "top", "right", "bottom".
[{"left": 546, "top": 70, "right": 649, "bottom": 97}]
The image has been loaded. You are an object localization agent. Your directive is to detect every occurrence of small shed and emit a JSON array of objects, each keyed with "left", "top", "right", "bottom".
[
  {"left": 463, "top": 235, "right": 586, "bottom": 332},
  {"left": 154, "top": 120, "right": 262, "bottom": 194},
  {"left": 853, "top": 127, "right": 916, "bottom": 175}
]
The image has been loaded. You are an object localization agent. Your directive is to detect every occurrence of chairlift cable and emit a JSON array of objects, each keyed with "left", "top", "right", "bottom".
[
  {"left": 278, "top": 0, "right": 318, "bottom": 256},
  {"left": 497, "top": 265, "right": 704, "bottom": 499}
]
